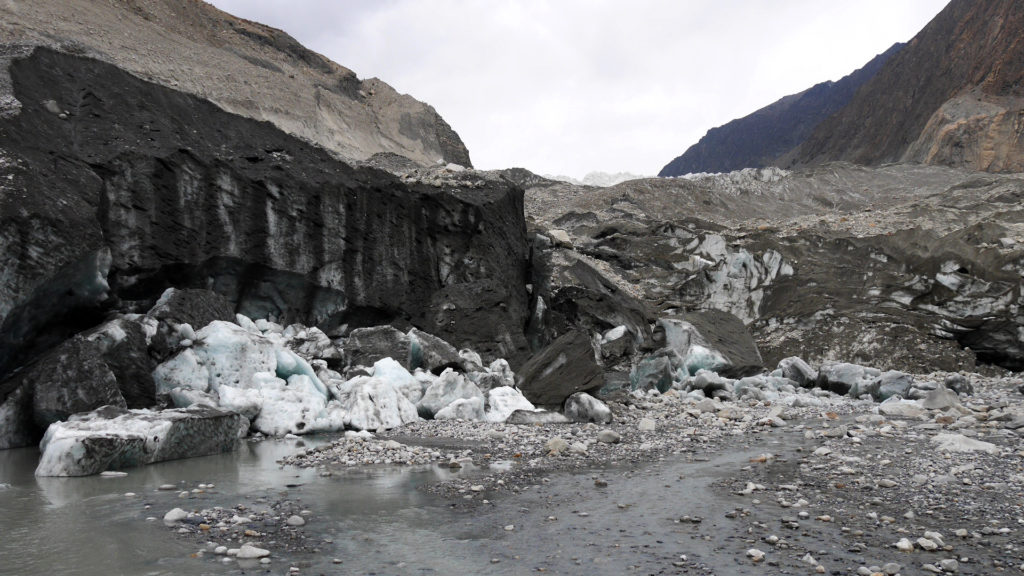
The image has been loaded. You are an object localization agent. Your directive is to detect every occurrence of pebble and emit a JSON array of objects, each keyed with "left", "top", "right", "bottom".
[
  {"left": 286, "top": 515, "right": 306, "bottom": 527},
  {"left": 163, "top": 508, "right": 188, "bottom": 523},
  {"left": 236, "top": 544, "right": 270, "bottom": 559},
  {"left": 638, "top": 418, "right": 656, "bottom": 432},
  {"left": 746, "top": 548, "right": 765, "bottom": 562},
  {"left": 597, "top": 429, "right": 621, "bottom": 444},
  {"left": 895, "top": 538, "right": 914, "bottom": 552}
]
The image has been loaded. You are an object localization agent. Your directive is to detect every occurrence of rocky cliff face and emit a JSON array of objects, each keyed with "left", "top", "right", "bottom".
[
  {"left": 525, "top": 164, "right": 1024, "bottom": 373},
  {"left": 659, "top": 44, "right": 902, "bottom": 177},
  {"left": 0, "top": 47, "right": 528, "bottom": 394},
  {"left": 0, "top": 0, "right": 471, "bottom": 168},
  {"left": 793, "top": 0, "right": 1024, "bottom": 172}
]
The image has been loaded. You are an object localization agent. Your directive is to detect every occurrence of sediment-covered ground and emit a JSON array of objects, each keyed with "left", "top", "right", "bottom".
[{"left": 155, "top": 370, "right": 1024, "bottom": 575}]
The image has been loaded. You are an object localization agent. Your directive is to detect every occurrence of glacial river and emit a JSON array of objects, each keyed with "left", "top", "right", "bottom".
[{"left": 0, "top": 437, "right": 498, "bottom": 576}]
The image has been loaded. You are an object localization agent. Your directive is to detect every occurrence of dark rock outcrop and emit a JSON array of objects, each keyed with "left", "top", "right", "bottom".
[
  {"left": 659, "top": 44, "right": 902, "bottom": 176},
  {"left": 517, "top": 330, "right": 604, "bottom": 407},
  {"left": 0, "top": 47, "right": 529, "bottom": 392},
  {"left": 792, "top": 0, "right": 1024, "bottom": 172}
]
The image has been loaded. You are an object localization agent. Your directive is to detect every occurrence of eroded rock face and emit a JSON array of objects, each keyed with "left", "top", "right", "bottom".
[
  {"left": 525, "top": 163, "right": 1024, "bottom": 372},
  {"left": 0, "top": 48, "right": 529, "bottom": 405}
]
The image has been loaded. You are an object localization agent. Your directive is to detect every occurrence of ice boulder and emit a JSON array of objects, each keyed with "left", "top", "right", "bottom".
[
  {"left": 371, "top": 358, "right": 423, "bottom": 404},
  {"left": 485, "top": 386, "right": 535, "bottom": 422},
  {"left": 332, "top": 376, "right": 419, "bottom": 431},
  {"left": 200, "top": 321, "right": 277, "bottom": 390},
  {"left": 153, "top": 348, "right": 209, "bottom": 394},
  {"left": 563, "top": 392, "right": 613, "bottom": 424},
  {"left": 777, "top": 357, "right": 817, "bottom": 388},
  {"left": 252, "top": 374, "right": 341, "bottom": 436},
  {"left": 416, "top": 369, "right": 484, "bottom": 418},
  {"left": 817, "top": 363, "right": 881, "bottom": 396},
  {"left": 35, "top": 405, "right": 244, "bottom": 477},
  {"left": 435, "top": 396, "right": 485, "bottom": 421},
  {"left": 275, "top": 347, "right": 327, "bottom": 397}
]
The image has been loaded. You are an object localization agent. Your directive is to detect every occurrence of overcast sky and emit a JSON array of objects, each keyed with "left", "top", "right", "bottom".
[{"left": 207, "top": 0, "right": 948, "bottom": 178}]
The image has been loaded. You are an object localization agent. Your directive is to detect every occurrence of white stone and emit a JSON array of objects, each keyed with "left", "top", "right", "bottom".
[
  {"left": 163, "top": 508, "right": 188, "bottom": 523},
  {"left": 236, "top": 544, "right": 270, "bottom": 559},
  {"left": 930, "top": 433, "right": 999, "bottom": 454}
]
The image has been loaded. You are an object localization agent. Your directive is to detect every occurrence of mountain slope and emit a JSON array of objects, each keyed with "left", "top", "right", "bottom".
[
  {"left": 658, "top": 44, "right": 902, "bottom": 177},
  {"left": 792, "top": 0, "right": 1024, "bottom": 172},
  {"left": 0, "top": 0, "right": 471, "bottom": 167}
]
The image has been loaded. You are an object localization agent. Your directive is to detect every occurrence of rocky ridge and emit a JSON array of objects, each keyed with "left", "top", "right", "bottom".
[
  {"left": 0, "top": 0, "right": 471, "bottom": 168},
  {"left": 792, "top": 0, "right": 1024, "bottom": 172},
  {"left": 659, "top": 43, "right": 902, "bottom": 176}
]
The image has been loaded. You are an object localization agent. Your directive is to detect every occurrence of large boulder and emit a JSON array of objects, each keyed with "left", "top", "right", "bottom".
[
  {"left": 26, "top": 337, "right": 126, "bottom": 429},
  {"left": 816, "top": 363, "right": 882, "bottom": 396},
  {"left": 527, "top": 254, "right": 652, "bottom": 359},
  {"left": 345, "top": 327, "right": 412, "bottom": 370},
  {"left": 657, "top": 311, "right": 763, "bottom": 378},
  {"left": 516, "top": 330, "right": 604, "bottom": 407},
  {"left": 34, "top": 405, "right": 243, "bottom": 477},
  {"left": 147, "top": 288, "right": 235, "bottom": 333},
  {"left": 408, "top": 328, "right": 462, "bottom": 373}
]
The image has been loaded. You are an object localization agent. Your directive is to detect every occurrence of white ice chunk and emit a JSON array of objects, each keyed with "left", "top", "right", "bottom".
[
  {"left": 435, "top": 396, "right": 485, "bottom": 421},
  {"left": 485, "top": 386, "right": 534, "bottom": 422},
  {"left": 334, "top": 376, "right": 419, "bottom": 432}
]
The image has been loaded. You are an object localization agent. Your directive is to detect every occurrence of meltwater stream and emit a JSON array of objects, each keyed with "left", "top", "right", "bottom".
[{"left": 0, "top": 437, "right": 502, "bottom": 576}]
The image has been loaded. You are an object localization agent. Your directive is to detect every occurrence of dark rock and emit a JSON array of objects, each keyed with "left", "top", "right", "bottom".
[
  {"left": 659, "top": 43, "right": 902, "bottom": 176},
  {"left": 658, "top": 311, "right": 763, "bottom": 378},
  {"left": 345, "top": 326, "right": 411, "bottom": 370},
  {"left": 147, "top": 288, "right": 235, "bottom": 331},
  {"left": 517, "top": 330, "right": 603, "bottom": 408},
  {"left": 25, "top": 336, "right": 126, "bottom": 429},
  {"left": 0, "top": 385, "right": 35, "bottom": 449},
  {"left": 777, "top": 357, "right": 817, "bottom": 388},
  {"left": 34, "top": 405, "right": 243, "bottom": 476},
  {"left": 408, "top": 328, "right": 462, "bottom": 373},
  {"left": 94, "top": 318, "right": 158, "bottom": 409},
  {"left": 869, "top": 370, "right": 914, "bottom": 401},
  {"left": 944, "top": 373, "right": 973, "bottom": 396},
  {"left": 527, "top": 253, "right": 652, "bottom": 357}
]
